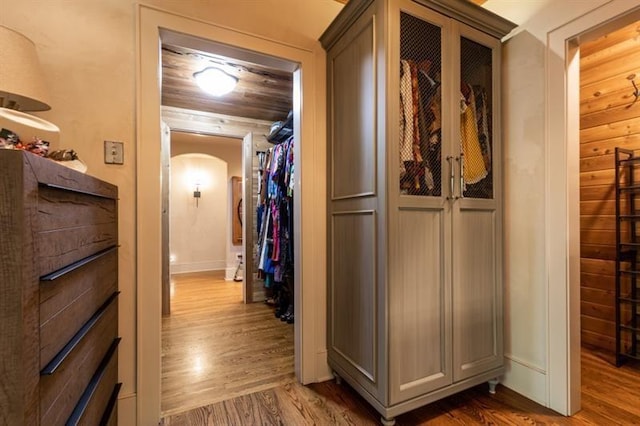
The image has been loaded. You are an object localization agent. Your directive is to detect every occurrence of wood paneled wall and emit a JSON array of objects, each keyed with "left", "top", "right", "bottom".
[{"left": 580, "top": 21, "right": 640, "bottom": 355}]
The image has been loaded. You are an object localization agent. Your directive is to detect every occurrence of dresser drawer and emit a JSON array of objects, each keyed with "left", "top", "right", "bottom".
[
  {"left": 40, "top": 295, "right": 118, "bottom": 425},
  {"left": 40, "top": 248, "right": 118, "bottom": 370},
  {"left": 36, "top": 185, "right": 118, "bottom": 277},
  {"left": 66, "top": 339, "right": 120, "bottom": 426}
]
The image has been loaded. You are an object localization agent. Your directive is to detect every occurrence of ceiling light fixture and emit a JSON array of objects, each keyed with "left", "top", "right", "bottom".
[{"left": 193, "top": 67, "right": 237, "bottom": 97}]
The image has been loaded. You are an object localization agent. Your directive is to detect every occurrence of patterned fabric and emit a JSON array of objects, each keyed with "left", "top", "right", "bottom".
[
  {"left": 460, "top": 84, "right": 487, "bottom": 185},
  {"left": 257, "top": 136, "right": 295, "bottom": 285}
]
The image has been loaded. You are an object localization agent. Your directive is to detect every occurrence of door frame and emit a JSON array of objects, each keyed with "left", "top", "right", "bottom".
[
  {"left": 137, "top": 5, "right": 329, "bottom": 424},
  {"left": 547, "top": 0, "right": 640, "bottom": 415}
]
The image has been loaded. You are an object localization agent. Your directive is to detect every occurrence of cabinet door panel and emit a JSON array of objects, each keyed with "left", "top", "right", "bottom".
[
  {"left": 330, "top": 12, "right": 377, "bottom": 200},
  {"left": 452, "top": 22, "right": 503, "bottom": 382},
  {"left": 390, "top": 208, "right": 451, "bottom": 403},
  {"left": 453, "top": 209, "right": 502, "bottom": 380},
  {"left": 331, "top": 211, "right": 377, "bottom": 383}
]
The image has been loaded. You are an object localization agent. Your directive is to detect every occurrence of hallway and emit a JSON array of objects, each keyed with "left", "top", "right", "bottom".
[{"left": 161, "top": 271, "right": 295, "bottom": 417}]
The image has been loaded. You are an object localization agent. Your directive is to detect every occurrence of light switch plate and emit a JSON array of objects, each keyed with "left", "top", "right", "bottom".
[{"left": 104, "top": 141, "right": 124, "bottom": 164}]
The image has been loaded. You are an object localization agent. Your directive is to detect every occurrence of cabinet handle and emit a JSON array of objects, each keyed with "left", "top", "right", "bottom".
[
  {"left": 446, "top": 156, "right": 456, "bottom": 200},
  {"left": 458, "top": 155, "right": 465, "bottom": 199},
  {"left": 40, "top": 246, "right": 117, "bottom": 281},
  {"left": 41, "top": 292, "right": 119, "bottom": 376},
  {"left": 40, "top": 182, "right": 116, "bottom": 200},
  {"left": 65, "top": 337, "right": 121, "bottom": 426}
]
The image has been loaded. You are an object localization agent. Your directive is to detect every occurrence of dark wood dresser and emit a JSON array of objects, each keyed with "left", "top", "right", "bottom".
[{"left": 0, "top": 150, "right": 121, "bottom": 425}]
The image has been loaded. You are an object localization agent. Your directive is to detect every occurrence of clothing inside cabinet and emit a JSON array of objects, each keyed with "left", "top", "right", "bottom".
[
  {"left": 460, "top": 36, "right": 493, "bottom": 199},
  {"left": 399, "top": 11, "right": 442, "bottom": 197}
]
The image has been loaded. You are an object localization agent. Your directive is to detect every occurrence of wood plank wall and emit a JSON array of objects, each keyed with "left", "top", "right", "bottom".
[{"left": 580, "top": 21, "right": 640, "bottom": 355}]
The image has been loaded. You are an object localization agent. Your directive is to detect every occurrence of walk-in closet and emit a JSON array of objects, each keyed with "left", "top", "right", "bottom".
[
  {"left": 579, "top": 19, "right": 640, "bottom": 365},
  {"left": 256, "top": 115, "right": 296, "bottom": 323}
]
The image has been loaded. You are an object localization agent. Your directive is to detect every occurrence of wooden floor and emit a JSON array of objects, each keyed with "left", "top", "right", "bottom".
[
  {"left": 162, "top": 271, "right": 640, "bottom": 425},
  {"left": 161, "top": 271, "right": 295, "bottom": 417}
]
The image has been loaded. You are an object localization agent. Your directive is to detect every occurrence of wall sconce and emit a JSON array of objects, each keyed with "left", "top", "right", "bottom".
[{"left": 193, "top": 184, "right": 201, "bottom": 207}]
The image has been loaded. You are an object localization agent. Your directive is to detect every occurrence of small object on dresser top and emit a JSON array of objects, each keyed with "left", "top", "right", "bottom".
[
  {"left": 0, "top": 127, "right": 50, "bottom": 156},
  {"left": 47, "top": 148, "right": 88, "bottom": 173}
]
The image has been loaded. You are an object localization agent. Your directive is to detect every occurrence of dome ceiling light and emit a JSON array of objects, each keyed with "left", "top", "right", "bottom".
[{"left": 193, "top": 67, "right": 238, "bottom": 97}]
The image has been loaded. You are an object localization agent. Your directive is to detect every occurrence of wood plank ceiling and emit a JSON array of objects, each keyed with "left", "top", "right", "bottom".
[{"left": 161, "top": 44, "right": 293, "bottom": 124}]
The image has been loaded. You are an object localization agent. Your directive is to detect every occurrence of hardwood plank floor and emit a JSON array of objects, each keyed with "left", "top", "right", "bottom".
[
  {"left": 162, "top": 271, "right": 640, "bottom": 424},
  {"left": 163, "top": 349, "right": 640, "bottom": 425},
  {"left": 161, "top": 271, "right": 294, "bottom": 417}
]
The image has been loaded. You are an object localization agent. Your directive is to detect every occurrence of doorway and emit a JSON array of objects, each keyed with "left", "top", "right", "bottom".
[
  {"left": 137, "top": 5, "right": 330, "bottom": 424},
  {"left": 546, "top": 1, "right": 640, "bottom": 415},
  {"left": 578, "top": 16, "right": 640, "bottom": 365},
  {"left": 159, "top": 33, "right": 297, "bottom": 416}
]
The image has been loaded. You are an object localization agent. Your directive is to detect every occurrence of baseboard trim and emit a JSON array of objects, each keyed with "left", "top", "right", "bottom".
[
  {"left": 170, "top": 260, "right": 225, "bottom": 274},
  {"left": 117, "top": 392, "right": 136, "bottom": 425},
  {"left": 502, "top": 354, "right": 547, "bottom": 407}
]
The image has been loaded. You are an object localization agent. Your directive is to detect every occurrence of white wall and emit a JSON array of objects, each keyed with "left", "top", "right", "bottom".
[
  {"left": 484, "top": 0, "right": 632, "bottom": 412},
  {"left": 171, "top": 132, "right": 243, "bottom": 278},
  {"left": 170, "top": 154, "right": 227, "bottom": 273}
]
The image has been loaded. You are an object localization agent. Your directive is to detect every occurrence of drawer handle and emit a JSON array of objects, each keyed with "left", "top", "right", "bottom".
[
  {"left": 66, "top": 338, "right": 121, "bottom": 426},
  {"left": 99, "top": 383, "right": 122, "bottom": 426},
  {"left": 40, "top": 246, "right": 117, "bottom": 281},
  {"left": 40, "top": 182, "right": 117, "bottom": 200},
  {"left": 41, "top": 292, "right": 119, "bottom": 376}
]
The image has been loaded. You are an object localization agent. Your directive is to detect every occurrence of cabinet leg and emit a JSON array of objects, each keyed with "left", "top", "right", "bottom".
[
  {"left": 488, "top": 378, "right": 499, "bottom": 394},
  {"left": 333, "top": 371, "right": 342, "bottom": 385},
  {"left": 381, "top": 416, "right": 396, "bottom": 426}
]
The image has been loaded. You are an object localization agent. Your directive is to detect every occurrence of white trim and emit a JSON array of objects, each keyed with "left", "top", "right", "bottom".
[
  {"left": 546, "top": 0, "right": 640, "bottom": 415},
  {"left": 137, "top": 5, "right": 327, "bottom": 424},
  {"left": 170, "top": 261, "right": 226, "bottom": 274},
  {"left": 504, "top": 353, "right": 546, "bottom": 375},
  {"left": 502, "top": 355, "right": 547, "bottom": 406}
]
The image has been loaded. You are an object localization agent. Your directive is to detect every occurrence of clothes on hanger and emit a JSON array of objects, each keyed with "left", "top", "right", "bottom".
[
  {"left": 256, "top": 135, "right": 295, "bottom": 323},
  {"left": 399, "top": 58, "right": 492, "bottom": 196}
]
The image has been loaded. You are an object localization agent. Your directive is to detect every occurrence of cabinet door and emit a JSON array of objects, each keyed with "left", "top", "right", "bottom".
[
  {"left": 451, "top": 22, "right": 503, "bottom": 382},
  {"left": 327, "top": 1, "right": 385, "bottom": 401},
  {"left": 389, "top": 0, "right": 453, "bottom": 404}
]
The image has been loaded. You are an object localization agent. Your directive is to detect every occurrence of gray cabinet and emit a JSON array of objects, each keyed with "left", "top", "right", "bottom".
[{"left": 321, "top": 0, "right": 515, "bottom": 423}]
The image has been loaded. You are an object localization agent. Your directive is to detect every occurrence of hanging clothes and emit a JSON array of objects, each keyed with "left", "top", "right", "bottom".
[
  {"left": 256, "top": 136, "right": 295, "bottom": 284},
  {"left": 473, "top": 85, "right": 491, "bottom": 172},
  {"left": 460, "top": 82, "right": 487, "bottom": 185}
]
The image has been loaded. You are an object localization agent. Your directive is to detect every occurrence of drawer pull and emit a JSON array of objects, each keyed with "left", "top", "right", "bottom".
[
  {"left": 99, "top": 383, "right": 122, "bottom": 426},
  {"left": 40, "top": 246, "right": 117, "bottom": 281},
  {"left": 41, "top": 292, "right": 119, "bottom": 376},
  {"left": 40, "top": 182, "right": 117, "bottom": 200},
  {"left": 66, "top": 338, "right": 121, "bottom": 426}
]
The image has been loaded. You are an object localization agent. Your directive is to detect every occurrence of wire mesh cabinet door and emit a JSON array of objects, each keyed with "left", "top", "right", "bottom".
[
  {"left": 388, "top": 0, "right": 454, "bottom": 405},
  {"left": 450, "top": 21, "right": 504, "bottom": 383}
]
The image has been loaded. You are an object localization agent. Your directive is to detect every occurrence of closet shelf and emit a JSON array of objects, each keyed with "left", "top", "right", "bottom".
[
  {"left": 619, "top": 297, "right": 640, "bottom": 304},
  {"left": 619, "top": 184, "right": 640, "bottom": 191},
  {"left": 620, "top": 323, "right": 640, "bottom": 333},
  {"left": 267, "top": 112, "right": 293, "bottom": 144},
  {"left": 615, "top": 146, "right": 640, "bottom": 367},
  {"left": 619, "top": 157, "right": 640, "bottom": 165}
]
